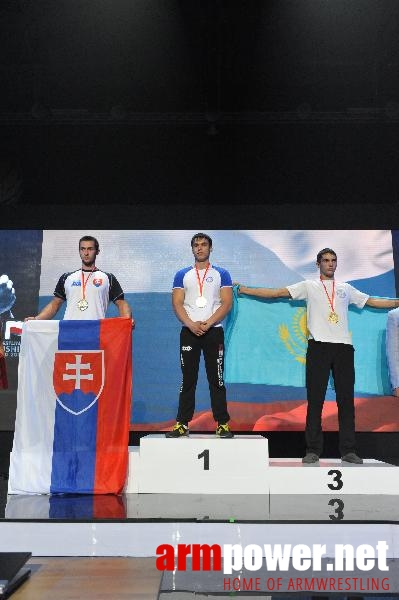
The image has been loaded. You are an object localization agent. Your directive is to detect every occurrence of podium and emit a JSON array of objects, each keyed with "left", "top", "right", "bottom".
[
  {"left": 269, "top": 458, "right": 399, "bottom": 495},
  {"left": 3, "top": 434, "right": 399, "bottom": 559},
  {"left": 130, "top": 435, "right": 269, "bottom": 494},
  {"left": 125, "top": 435, "right": 399, "bottom": 497}
]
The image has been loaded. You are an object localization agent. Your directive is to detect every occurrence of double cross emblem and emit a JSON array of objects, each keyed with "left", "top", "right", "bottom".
[{"left": 53, "top": 350, "right": 104, "bottom": 415}]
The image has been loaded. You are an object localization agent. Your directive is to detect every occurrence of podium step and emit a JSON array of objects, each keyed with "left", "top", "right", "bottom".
[
  {"left": 269, "top": 458, "right": 399, "bottom": 495},
  {"left": 124, "top": 447, "right": 139, "bottom": 494},
  {"left": 125, "top": 438, "right": 399, "bottom": 497},
  {"left": 136, "top": 434, "right": 269, "bottom": 494}
]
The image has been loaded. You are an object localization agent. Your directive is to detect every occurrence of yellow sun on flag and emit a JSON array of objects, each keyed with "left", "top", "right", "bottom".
[{"left": 278, "top": 307, "right": 308, "bottom": 364}]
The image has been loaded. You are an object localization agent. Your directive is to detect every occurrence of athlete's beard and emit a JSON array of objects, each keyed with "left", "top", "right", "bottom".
[{"left": 82, "top": 260, "right": 95, "bottom": 268}]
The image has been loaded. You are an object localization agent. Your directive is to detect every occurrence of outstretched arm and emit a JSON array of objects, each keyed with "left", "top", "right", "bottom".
[
  {"left": 366, "top": 298, "right": 399, "bottom": 309},
  {"left": 25, "top": 297, "right": 64, "bottom": 321},
  {"left": 114, "top": 299, "right": 135, "bottom": 328},
  {"left": 237, "top": 284, "right": 291, "bottom": 299}
]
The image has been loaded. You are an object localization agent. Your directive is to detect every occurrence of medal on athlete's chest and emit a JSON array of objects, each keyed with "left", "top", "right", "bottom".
[
  {"left": 328, "top": 311, "right": 339, "bottom": 324},
  {"left": 320, "top": 278, "right": 339, "bottom": 325},
  {"left": 195, "top": 263, "right": 210, "bottom": 309},
  {"left": 77, "top": 298, "right": 89, "bottom": 311},
  {"left": 195, "top": 296, "right": 208, "bottom": 308},
  {"left": 78, "top": 267, "right": 95, "bottom": 311}
]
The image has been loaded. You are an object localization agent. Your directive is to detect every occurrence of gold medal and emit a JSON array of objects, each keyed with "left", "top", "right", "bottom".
[
  {"left": 78, "top": 267, "right": 95, "bottom": 312},
  {"left": 328, "top": 311, "right": 339, "bottom": 324},
  {"left": 320, "top": 278, "right": 339, "bottom": 325},
  {"left": 77, "top": 298, "right": 89, "bottom": 311}
]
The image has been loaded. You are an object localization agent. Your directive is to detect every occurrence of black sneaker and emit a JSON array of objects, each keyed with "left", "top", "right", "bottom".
[
  {"left": 302, "top": 452, "right": 319, "bottom": 464},
  {"left": 341, "top": 452, "right": 363, "bottom": 464},
  {"left": 216, "top": 423, "right": 234, "bottom": 438},
  {"left": 165, "top": 422, "right": 189, "bottom": 438}
]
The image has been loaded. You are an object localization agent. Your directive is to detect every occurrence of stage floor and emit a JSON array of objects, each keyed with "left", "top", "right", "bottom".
[
  {"left": 2, "top": 488, "right": 399, "bottom": 523},
  {"left": 1, "top": 474, "right": 399, "bottom": 556}
]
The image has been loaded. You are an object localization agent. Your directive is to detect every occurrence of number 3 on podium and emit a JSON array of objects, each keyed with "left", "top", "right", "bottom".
[{"left": 327, "top": 469, "right": 343, "bottom": 491}]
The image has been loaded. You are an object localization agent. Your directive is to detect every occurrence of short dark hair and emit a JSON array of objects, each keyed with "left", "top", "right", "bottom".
[
  {"left": 79, "top": 235, "right": 99, "bottom": 253},
  {"left": 316, "top": 248, "right": 337, "bottom": 264},
  {"left": 191, "top": 233, "right": 212, "bottom": 248}
]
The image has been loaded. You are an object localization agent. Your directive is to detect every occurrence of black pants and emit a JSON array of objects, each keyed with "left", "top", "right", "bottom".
[
  {"left": 305, "top": 339, "right": 356, "bottom": 457},
  {"left": 176, "top": 327, "right": 230, "bottom": 425}
]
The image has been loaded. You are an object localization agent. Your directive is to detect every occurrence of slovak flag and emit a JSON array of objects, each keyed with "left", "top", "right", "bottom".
[{"left": 8, "top": 318, "right": 132, "bottom": 494}]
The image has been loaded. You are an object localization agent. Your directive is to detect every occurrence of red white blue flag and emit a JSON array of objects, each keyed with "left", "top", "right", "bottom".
[{"left": 9, "top": 318, "right": 132, "bottom": 494}]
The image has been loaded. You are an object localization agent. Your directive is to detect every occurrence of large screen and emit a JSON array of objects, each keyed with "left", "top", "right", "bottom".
[{"left": 1, "top": 230, "right": 397, "bottom": 432}]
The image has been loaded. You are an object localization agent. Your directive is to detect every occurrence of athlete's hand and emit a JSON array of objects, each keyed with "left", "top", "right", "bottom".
[
  {"left": 200, "top": 321, "right": 211, "bottom": 333},
  {"left": 0, "top": 274, "right": 16, "bottom": 314},
  {"left": 189, "top": 321, "right": 205, "bottom": 336}
]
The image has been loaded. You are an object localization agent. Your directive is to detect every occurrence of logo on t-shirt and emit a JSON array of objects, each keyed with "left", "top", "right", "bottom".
[
  {"left": 206, "top": 277, "right": 213, "bottom": 283},
  {"left": 93, "top": 279, "right": 103, "bottom": 287},
  {"left": 336, "top": 287, "right": 347, "bottom": 298},
  {"left": 71, "top": 280, "right": 81, "bottom": 287}
]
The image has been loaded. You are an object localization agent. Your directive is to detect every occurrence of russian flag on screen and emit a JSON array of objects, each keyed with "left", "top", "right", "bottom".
[{"left": 9, "top": 318, "right": 132, "bottom": 495}]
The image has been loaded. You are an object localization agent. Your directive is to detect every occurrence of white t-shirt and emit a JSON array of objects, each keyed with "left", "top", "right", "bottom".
[
  {"left": 173, "top": 264, "right": 232, "bottom": 326},
  {"left": 287, "top": 280, "right": 369, "bottom": 345}
]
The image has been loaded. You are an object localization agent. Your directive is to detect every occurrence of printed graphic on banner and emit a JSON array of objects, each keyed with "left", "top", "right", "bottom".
[
  {"left": 0, "top": 275, "right": 18, "bottom": 363},
  {"left": 0, "top": 230, "right": 43, "bottom": 392},
  {"left": 53, "top": 350, "right": 104, "bottom": 415},
  {"left": 37, "top": 230, "right": 398, "bottom": 432}
]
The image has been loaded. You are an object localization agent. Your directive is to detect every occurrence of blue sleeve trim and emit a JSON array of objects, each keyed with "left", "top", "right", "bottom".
[
  {"left": 173, "top": 266, "right": 191, "bottom": 289},
  {"left": 213, "top": 265, "right": 233, "bottom": 287}
]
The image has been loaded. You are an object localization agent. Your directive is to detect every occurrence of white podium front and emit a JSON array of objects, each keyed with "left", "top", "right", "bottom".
[
  {"left": 269, "top": 458, "right": 399, "bottom": 495},
  {"left": 124, "top": 437, "right": 399, "bottom": 498},
  {"left": 136, "top": 434, "right": 269, "bottom": 494}
]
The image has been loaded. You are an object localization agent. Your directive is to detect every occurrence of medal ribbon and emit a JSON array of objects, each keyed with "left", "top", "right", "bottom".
[
  {"left": 81, "top": 267, "right": 96, "bottom": 301},
  {"left": 195, "top": 263, "right": 211, "bottom": 299},
  {"left": 320, "top": 276, "right": 335, "bottom": 313}
]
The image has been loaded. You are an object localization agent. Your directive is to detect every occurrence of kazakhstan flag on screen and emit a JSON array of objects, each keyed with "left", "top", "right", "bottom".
[{"left": 225, "top": 288, "right": 391, "bottom": 396}]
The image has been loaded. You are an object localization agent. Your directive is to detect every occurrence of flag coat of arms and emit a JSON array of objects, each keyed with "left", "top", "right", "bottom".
[{"left": 9, "top": 318, "right": 132, "bottom": 494}]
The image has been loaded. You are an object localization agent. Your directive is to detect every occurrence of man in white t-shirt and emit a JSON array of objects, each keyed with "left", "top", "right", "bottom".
[
  {"left": 166, "top": 233, "right": 234, "bottom": 439},
  {"left": 238, "top": 248, "right": 399, "bottom": 464},
  {"left": 26, "top": 236, "right": 133, "bottom": 324}
]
